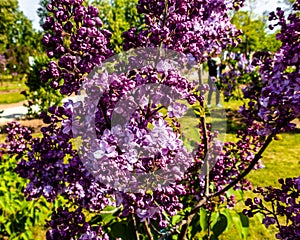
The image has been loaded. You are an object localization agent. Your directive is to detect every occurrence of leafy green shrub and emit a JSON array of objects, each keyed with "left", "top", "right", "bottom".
[
  {"left": 22, "top": 55, "right": 62, "bottom": 117},
  {"left": 0, "top": 153, "right": 51, "bottom": 239}
]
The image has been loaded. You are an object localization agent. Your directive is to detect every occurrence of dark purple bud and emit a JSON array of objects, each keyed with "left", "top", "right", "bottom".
[
  {"left": 47, "top": 50, "right": 55, "bottom": 58},
  {"left": 88, "top": 5, "right": 99, "bottom": 17},
  {"left": 53, "top": 22, "right": 63, "bottom": 33},
  {"left": 41, "top": 33, "right": 49, "bottom": 44},
  {"left": 46, "top": 4, "right": 53, "bottom": 12},
  {"left": 50, "top": 81, "right": 59, "bottom": 90},
  {"left": 42, "top": 16, "right": 55, "bottom": 30},
  {"left": 254, "top": 197, "right": 262, "bottom": 205},
  {"left": 63, "top": 21, "right": 73, "bottom": 32},
  {"left": 245, "top": 198, "right": 252, "bottom": 206}
]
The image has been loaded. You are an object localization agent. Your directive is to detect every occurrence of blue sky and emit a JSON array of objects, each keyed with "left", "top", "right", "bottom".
[
  {"left": 19, "top": 0, "right": 41, "bottom": 30},
  {"left": 19, "top": 0, "right": 287, "bottom": 31}
]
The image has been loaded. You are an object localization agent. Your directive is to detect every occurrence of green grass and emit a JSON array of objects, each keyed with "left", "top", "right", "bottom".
[
  {"left": 0, "top": 133, "right": 5, "bottom": 143},
  {"left": 0, "top": 82, "right": 26, "bottom": 91},
  {"left": 0, "top": 74, "right": 13, "bottom": 82},
  {"left": 0, "top": 91, "right": 26, "bottom": 104},
  {"left": 248, "top": 132, "right": 300, "bottom": 187},
  {"left": 0, "top": 74, "right": 27, "bottom": 104}
]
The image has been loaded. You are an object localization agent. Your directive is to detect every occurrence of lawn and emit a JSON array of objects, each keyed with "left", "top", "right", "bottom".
[
  {"left": 0, "top": 91, "right": 26, "bottom": 104},
  {"left": 0, "top": 74, "right": 27, "bottom": 105},
  {"left": 0, "top": 81, "right": 26, "bottom": 92}
]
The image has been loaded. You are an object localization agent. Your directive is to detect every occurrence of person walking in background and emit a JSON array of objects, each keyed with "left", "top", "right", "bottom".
[{"left": 207, "top": 53, "right": 222, "bottom": 108}]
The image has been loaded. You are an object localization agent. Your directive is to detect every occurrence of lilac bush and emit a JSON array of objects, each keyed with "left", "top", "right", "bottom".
[
  {"left": 217, "top": 52, "right": 258, "bottom": 101},
  {"left": 123, "top": 0, "right": 244, "bottom": 62},
  {"left": 241, "top": 3, "right": 300, "bottom": 135},
  {"left": 40, "top": 0, "right": 113, "bottom": 95},
  {"left": 2, "top": 0, "right": 300, "bottom": 239},
  {"left": 243, "top": 177, "right": 300, "bottom": 239}
]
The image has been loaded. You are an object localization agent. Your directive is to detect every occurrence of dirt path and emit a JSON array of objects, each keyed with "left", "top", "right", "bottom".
[
  {"left": 0, "top": 100, "right": 44, "bottom": 134},
  {"left": 0, "top": 100, "right": 27, "bottom": 110}
]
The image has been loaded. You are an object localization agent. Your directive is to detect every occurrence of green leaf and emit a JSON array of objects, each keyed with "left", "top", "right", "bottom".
[
  {"left": 89, "top": 214, "right": 103, "bottom": 225},
  {"left": 192, "top": 105, "right": 205, "bottom": 117},
  {"left": 238, "top": 212, "right": 249, "bottom": 228},
  {"left": 109, "top": 221, "right": 136, "bottom": 240},
  {"left": 211, "top": 213, "right": 228, "bottom": 238},
  {"left": 232, "top": 211, "right": 249, "bottom": 239},
  {"left": 199, "top": 207, "right": 208, "bottom": 231},
  {"left": 223, "top": 209, "right": 233, "bottom": 232},
  {"left": 210, "top": 211, "right": 220, "bottom": 227},
  {"left": 190, "top": 212, "right": 201, "bottom": 238},
  {"left": 171, "top": 214, "right": 182, "bottom": 226},
  {"left": 20, "top": 231, "right": 30, "bottom": 240},
  {"left": 254, "top": 212, "right": 264, "bottom": 224},
  {"left": 237, "top": 190, "right": 245, "bottom": 202},
  {"left": 5, "top": 221, "right": 12, "bottom": 235},
  {"left": 225, "top": 188, "right": 235, "bottom": 198},
  {"left": 99, "top": 206, "right": 120, "bottom": 224}
]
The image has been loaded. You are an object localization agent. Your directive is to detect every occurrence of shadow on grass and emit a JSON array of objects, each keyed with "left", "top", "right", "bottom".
[
  {"left": 225, "top": 108, "right": 247, "bottom": 134},
  {"left": 185, "top": 106, "right": 247, "bottom": 135}
]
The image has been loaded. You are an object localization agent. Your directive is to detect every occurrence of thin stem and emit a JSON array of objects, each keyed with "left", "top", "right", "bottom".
[
  {"left": 132, "top": 213, "right": 140, "bottom": 240},
  {"left": 150, "top": 222, "right": 162, "bottom": 235},
  {"left": 178, "top": 214, "right": 196, "bottom": 240},
  {"left": 144, "top": 221, "right": 154, "bottom": 240},
  {"left": 146, "top": 99, "right": 152, "bottom": 118},
  {"left": 271, "top": 200, "right": 281, "bottom": 230},
  {"left": 149, "top": 105, "right": 166, "bottom": 118},
  {"left": 177, "top": 198, "right": 207, "bottom": 240},
  {"left": 198, "top": 106, "right": 210, "bottom": 198},
  {"left": 207, "top": 208, "right": 212, "bottom": 238},
  {"left": 197, "top": 63, "right": 210, "bottom": 197},
  {"left": 198, "top": 63, "right": 203, "bottom": 86},
  {"left": 187, "top": 133, "right": 275, "bottom": 219},
  {"left": 99, "top": 206, "right": 121, "bottom": 215},
  {"left": 181, "top": 197, "right": 208, "bottom": 222}
]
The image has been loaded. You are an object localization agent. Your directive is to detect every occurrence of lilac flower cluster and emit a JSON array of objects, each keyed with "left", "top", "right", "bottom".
[
  {"left": 66, "top": 64, "right": 199, "bottom": 225},
  {"left": 241, "top": 1, "right": 300, "bottom": 135},
  {"left": 123, "top": 0, "right": 244, "bottom": 62},
  {"left": 1, "top": 122, "right": 33, "bottom": 156},
  {"left": 219, "top": 52, "right": 257, "bottom": 101},
  {"left": 46, "top": 207, "right": 109, "bottom": 240},
  {"left": 4, "top": 106, "right": 264, "bottom": 233},
  {"left": 243, "top": 177, "right": 300, "bottom": 239},
  {"left": 40, "top": 0, "right": 113, "bottom": 95},
  {"left": 11, "top": 105, "right": 113, "bottom": 214}
]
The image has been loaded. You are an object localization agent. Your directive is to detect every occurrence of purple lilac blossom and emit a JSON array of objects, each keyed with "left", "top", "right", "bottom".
[{"left": 1, "top": 0, "right": 281, "bottom": 238}]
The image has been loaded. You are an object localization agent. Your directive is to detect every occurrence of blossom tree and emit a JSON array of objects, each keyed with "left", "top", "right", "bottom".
[{"left": 1, "top": 0, "right": 299, "bottom": 239}]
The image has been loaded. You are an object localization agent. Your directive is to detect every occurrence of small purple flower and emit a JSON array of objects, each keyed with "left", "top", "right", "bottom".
[
  {"left": 168, "top": 102, "right": 188, "bottom": 118},
  {"left": 262, "top": 217, "right": 276, "bottom": 228}
]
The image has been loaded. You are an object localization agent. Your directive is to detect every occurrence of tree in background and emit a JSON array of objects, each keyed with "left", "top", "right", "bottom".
[
  {"left": 0, "top": 0, "right": 40, "bottom": 79},
  {"left": 37, "top": 0, "right": 49, "bottom": 27},
  {"left": 231, "top": 11, "right": 281, "bottom": 54},
  {"left": 93, "top": 0, "right": 144, "bottom": 53},
  {"left": 229, "top": 0, "right": 283, "bottom": 55},
  {"left": 0, "top": 0, "right": 18, "bottom": 53}
]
